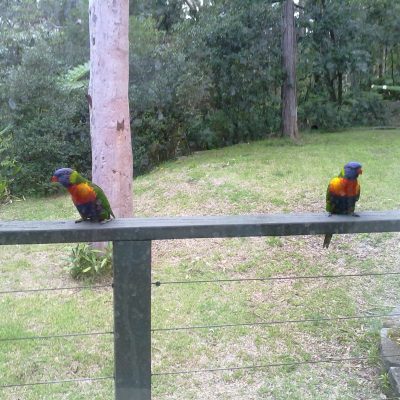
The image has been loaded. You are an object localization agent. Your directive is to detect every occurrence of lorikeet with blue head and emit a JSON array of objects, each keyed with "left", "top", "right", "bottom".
[
  {"left": 323, "top": 161, "right": 362, "bottom": 248},
  {"left": 51, "top": 168, "right": 115, "bottom": 223}
]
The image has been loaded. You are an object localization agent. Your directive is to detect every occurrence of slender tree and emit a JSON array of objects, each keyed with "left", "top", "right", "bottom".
[
  {"left": 281, "top": 0, "right": 299, "bottom": 140},
  {"left": 88, "top": 0, "right": 133, "bottom": 218}
]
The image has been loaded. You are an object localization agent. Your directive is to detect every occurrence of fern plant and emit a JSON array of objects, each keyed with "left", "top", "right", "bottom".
[
  {"left": 58, "top": 62, "right": 89, "bottom": 92},
  {"left": 65, "top": 243, "right": 112, "bottom": 279}
]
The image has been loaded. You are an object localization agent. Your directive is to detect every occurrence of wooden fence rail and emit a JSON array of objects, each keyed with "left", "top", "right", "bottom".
[{"left": 1, "top": 211, "right": 400, "bottom": 399}]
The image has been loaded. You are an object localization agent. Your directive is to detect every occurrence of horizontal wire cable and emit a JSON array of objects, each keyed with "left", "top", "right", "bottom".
[
  {"left": 152, "top": 312, "right": 400, "bottom": 332},
  {"left": 155, "top": 393, "right": 400, "bottom": 400},
  {"left": 2, "top": 313, "right": 395, "bottom": 341},
  {"left": 156, "top": 393, "right": 400, "bottom": 400},
  {"left": 0, "top": 284, "right": 112, "bottom": 295},
  {"left": 0, "top": 357, "right": 396, "bottom": 390},
  {"left": 152, "top": 271, "right": 400, "bottom": 286},
  {"left": 0, "top": 331, "right": 113, "bottom": 342},
  {"left": 1, "top": 272, "right": 398, "bottom": 390},
  {"left": 152, "top": 354, "right": 400, "bottom": 376},
  {"left": 0, "top": 375, "right": 114, "bottom": 389},
  {"left": 1, "top": 272, "right": 398, "bottom": 294}
]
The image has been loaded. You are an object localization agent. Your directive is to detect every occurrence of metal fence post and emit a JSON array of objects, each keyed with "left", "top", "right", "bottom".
[{"left": 113, "top": 240, "right": 151, "bottom": 400}]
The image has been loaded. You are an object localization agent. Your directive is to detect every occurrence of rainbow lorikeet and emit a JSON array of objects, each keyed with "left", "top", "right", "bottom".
[
  {"left": 51, "top": 168, "right": 115, "bottom": 223},
  {"left": 323, "top": 161, "right": 362, "bottom": 248}
]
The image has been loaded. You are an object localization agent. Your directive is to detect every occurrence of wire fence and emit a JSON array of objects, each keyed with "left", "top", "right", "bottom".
[
  {"left": 0, "top": 376, "right": 114, "bottom": 389},
  {"left": 1, "top": 311, "right": 398, "bottom": 341},
  {"left": 0, "top": 284, "right": 111, "bottom": 295},
  {"left": 152, "top": 270, "right": 400, "bottom": 286},
  {"left": 2, "top": 353, "right": 400, "bottom": 389},
  {"left": 1, "top": 268, "right": 400, "bottom": 397},
  {"left": 151, "top": 354, "right": 400, "bottom": 376}
]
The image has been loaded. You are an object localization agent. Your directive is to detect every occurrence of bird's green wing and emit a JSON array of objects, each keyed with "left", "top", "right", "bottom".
[
  {"left": 91, "top": 183, "right": 115, "bottom": 219},
  {"left": 326, "top": 181, "right": 333, "bottom": 213}
]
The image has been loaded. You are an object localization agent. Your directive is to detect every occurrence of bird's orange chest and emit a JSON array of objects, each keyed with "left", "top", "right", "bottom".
[
  {"left": 68, "top": 183, "right": 97, "bottom": 205},
  {"left": 329, "top": 177, "right": 359, "bottom": 197}
]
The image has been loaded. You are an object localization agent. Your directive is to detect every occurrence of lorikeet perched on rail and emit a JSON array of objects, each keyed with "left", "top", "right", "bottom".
[
  {"left": 51, "top": 168, "right": 115, "bottom": 223},
  {"left": 323, "top": 161, "right": 362, "bottom": 248}
]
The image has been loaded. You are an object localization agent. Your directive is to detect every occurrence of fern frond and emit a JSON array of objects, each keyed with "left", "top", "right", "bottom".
[{"left": 59, "top": 62, "right": 89, "bottom": 92}]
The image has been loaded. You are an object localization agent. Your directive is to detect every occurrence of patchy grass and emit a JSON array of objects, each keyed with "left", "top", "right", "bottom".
[{"left": 1, "top": 129, "right": 400, "bottom": 399}]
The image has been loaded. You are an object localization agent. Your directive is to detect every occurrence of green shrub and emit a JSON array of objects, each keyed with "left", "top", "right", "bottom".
[
  {"left": 132, "top": 111, "right": 183, "bottom": 174},
  {"left": 299, "top": 95, "right": 350, "bottom": 130},
  {"left": 10, "top": 98, "right": 91, "bottom": 195},
  {"left": 4, "top": 43, "right": 91, "bottom": 195},
  {"left": 187, "top": 104, "right": 279, "bottom": 150},
  {"left": 65, "top": 243, "right": 113, "bottom": 280},
  {"left": 299, "top": 92, "right": 386, "bottom": 131},
  {"left": 347, "top": 91, "right": 387, "bottom": 125},
  {"left": 0, "top": 125, "right": 20, "bottom": 202}
]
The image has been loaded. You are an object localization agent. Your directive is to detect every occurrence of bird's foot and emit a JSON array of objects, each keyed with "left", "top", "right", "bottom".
[
  {"left": 352, "top": 213, "right": 360, "bottom": 217},
  {"left": 327, "top": 213, "right": 332, "bottom": 217},
  {"left": 75, "top": 218, "right": 84, "bottom": 223},
  {"left": 100, "top": 219, "right": 112, "bottom": 224}
]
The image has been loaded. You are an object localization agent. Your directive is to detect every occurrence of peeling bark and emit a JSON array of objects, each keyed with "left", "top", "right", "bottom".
[{"left": 88, "top": 0, "right": 133, "bottom": 219}]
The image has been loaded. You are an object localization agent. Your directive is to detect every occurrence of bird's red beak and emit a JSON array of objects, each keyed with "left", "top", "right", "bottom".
[{"left": 51, "top": 176, "right": 58, "bottom": 182}]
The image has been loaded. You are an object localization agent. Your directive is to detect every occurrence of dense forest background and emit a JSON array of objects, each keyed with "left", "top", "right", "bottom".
[{"left": 0, "top": 0, "right": 400, "bottom": 195}]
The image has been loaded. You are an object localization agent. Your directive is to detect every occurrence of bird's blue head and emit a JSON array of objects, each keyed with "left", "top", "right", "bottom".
[
  {"left": 343, "top": 162, "right": 362, "bottom": 180},
  {"left": 51, "top": 168, "right": 74, "bottom": 188}
]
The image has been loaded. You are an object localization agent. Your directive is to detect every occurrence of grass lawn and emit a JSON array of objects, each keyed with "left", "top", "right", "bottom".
[{"left": 1, "top": 128, "right": 400, "bottom": 399}]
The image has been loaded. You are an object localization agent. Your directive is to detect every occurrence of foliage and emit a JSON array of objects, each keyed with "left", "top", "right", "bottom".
[
  {"left": 3, "top": 41, "right": 91, "bottom": 195},
  {"left": 365, "top": 0, "right": 400, "bottom": 85},
  {"left": 0, "top": 125, "right": 20, "bottom": 203},
  {"left": 59, "top": 62, "right": 89, "bottom": 92},
  {"left": 129, "top": 17, "right": 184, "bottom": 173},
  {"left": 296, "top": 0, "right": 398, "bottom": 129},
  {"left": 0, "top": 0, "right": 399, "bottom": 194},
  {"left": 0, "top": 1, "right": 90, "bottom": 195},
  {"left": 65, "top": 243, "right": 113, "bottom": 280},
  {"left": 178, "top": 0, "right": 282, "bottom": 146},
  {"left": 347, "top": 91, "right": 388, "bottom": 126},
  {"left": 299, "top": 91, "right": 387, "bottom": 130}
]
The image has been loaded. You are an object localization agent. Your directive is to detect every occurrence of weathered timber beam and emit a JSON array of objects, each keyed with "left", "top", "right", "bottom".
[{"left": 1, "top": 211, "right": 400, "bottom": 245}]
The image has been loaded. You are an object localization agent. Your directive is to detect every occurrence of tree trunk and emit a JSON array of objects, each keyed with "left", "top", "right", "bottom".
[
  {"left": 337, "top": 71, "right": 343, "bottom": 105},
  {"left": 88, "top": 0, "right": 133, "bottom": 219},
  {"left": 383, "top": 45, "right": 387, "bottom": 77},
  {"left": 391, "top": 49, "right": 395, "bottom": 85},
  {"left": 378, "top": 61, "right": 383, "bottom": 79},
  {"left": 324, "top": 68, "right": 337, "bottom": 102},
  {"left": 281, "top": 0, "right": 299, "bottom": 140}
]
